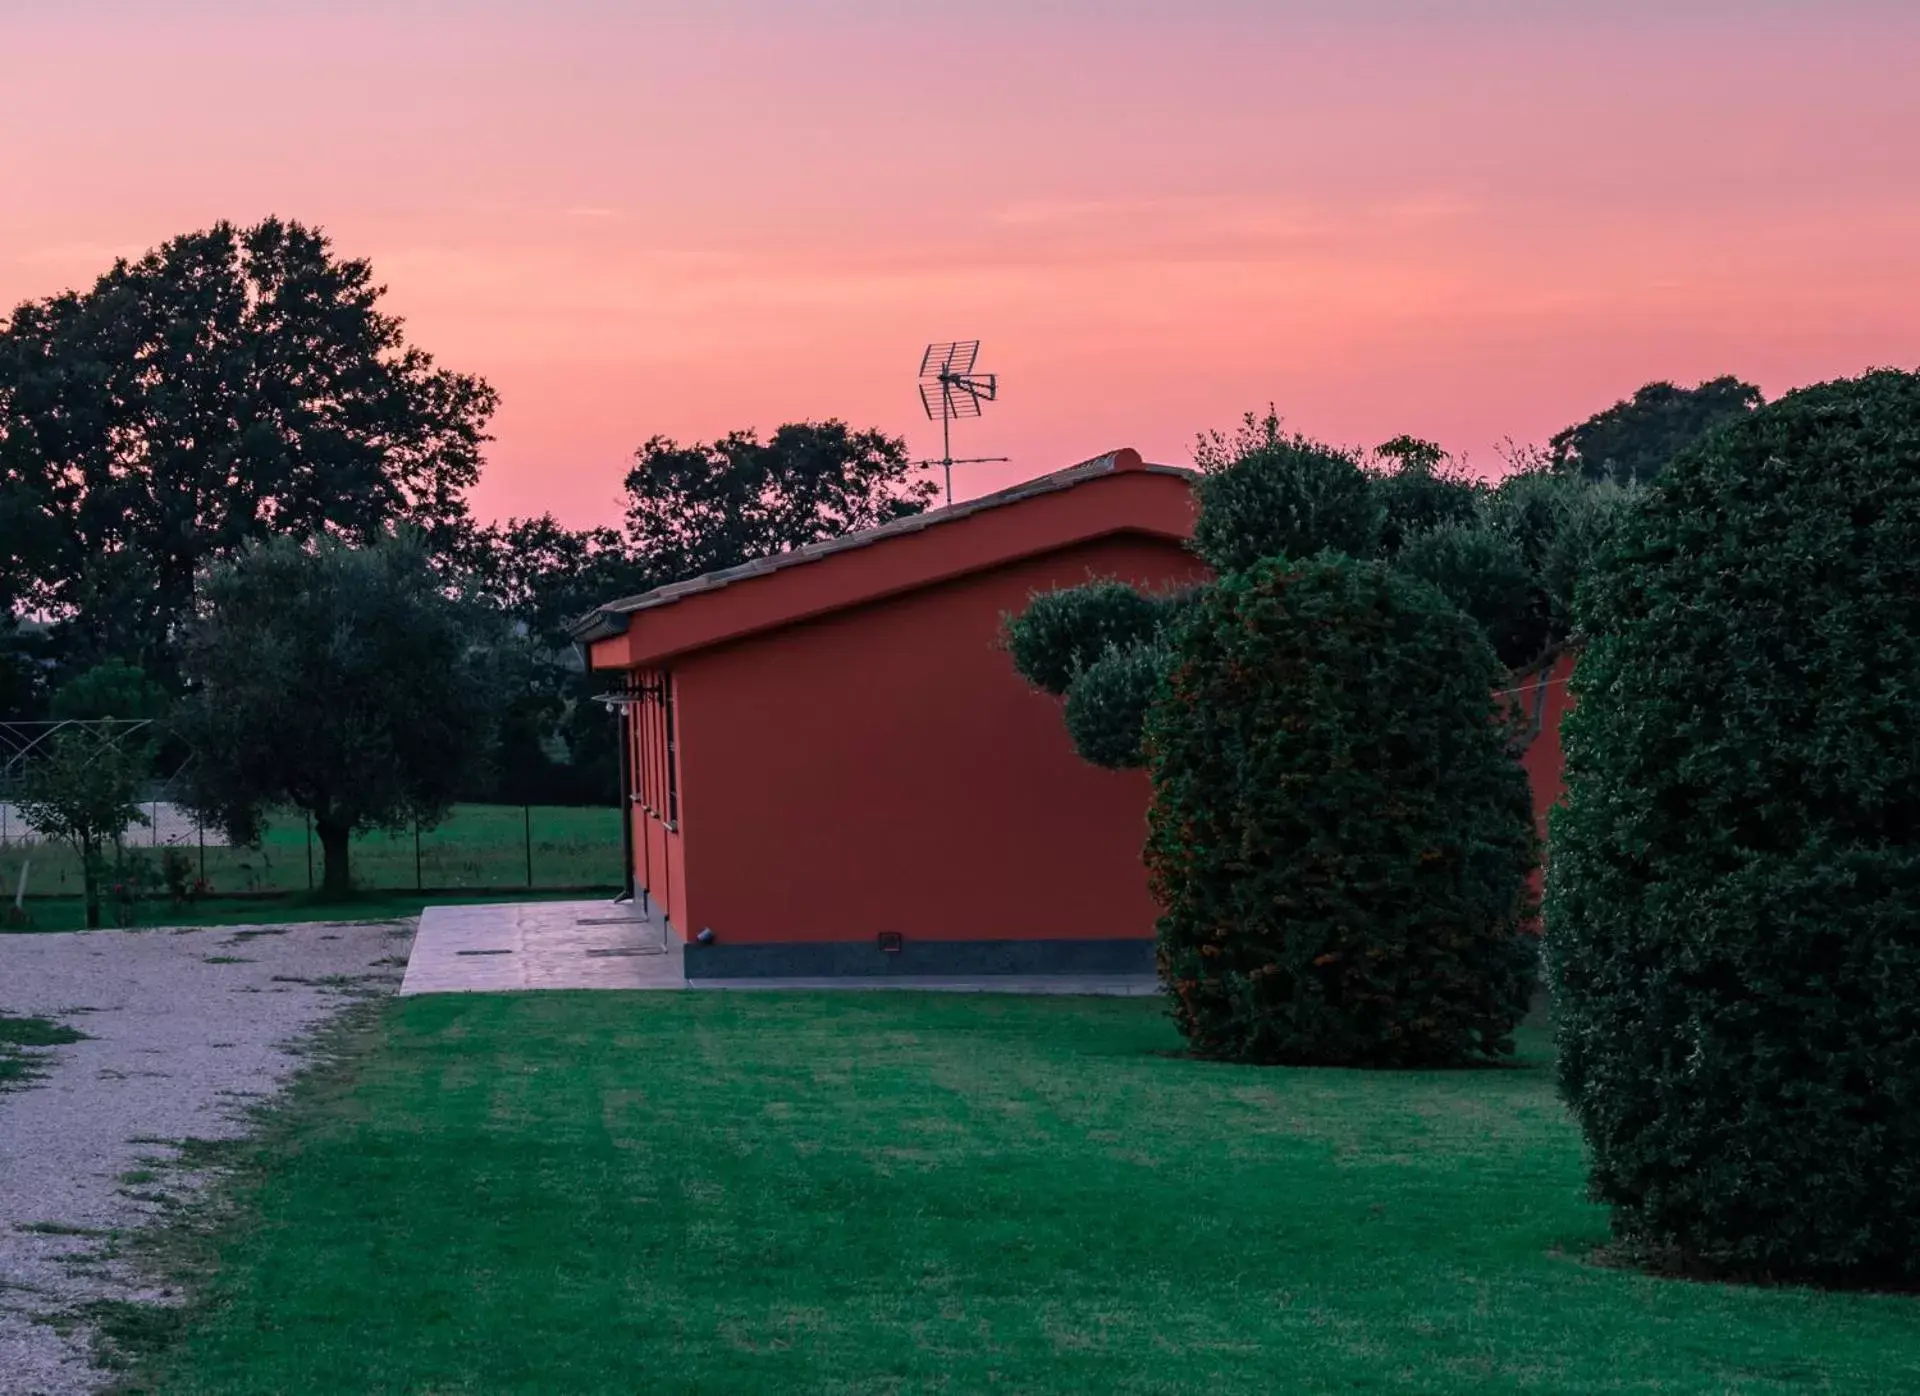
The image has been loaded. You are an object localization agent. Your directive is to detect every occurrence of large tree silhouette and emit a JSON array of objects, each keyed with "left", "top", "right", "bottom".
[
  {"left": 1549, "top": 376, "right": 1762, "bottom": 486},
  {"left": 622, "top": 420, "right": 936, "bottom": 583},
  {"left": 0, "top": 217, "right": 496, "bottom": 682}
]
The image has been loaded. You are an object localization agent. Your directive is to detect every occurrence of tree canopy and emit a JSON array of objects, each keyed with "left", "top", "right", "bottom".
[
  {"left": 48, "top": 659, "right": 170, "bottom": 722},
  {"left": 14, "top": 723, "right": 150, "bottom": 928},
  {"left": 623, "top": 420, "right": 935, "bottom": 584},
  {"left": 1547, "top": 376, "right": 1762, "bottom": 486},
  {"left": 1392, "top": 519, "right": 1546, "bottom": 668},
  {"left": 172, "top": 532, "right": 499, "bottom": 896},
  {"left": 448, "top": 515, "right": 654, "bottom": 805},
  {"left": 0, "top": 217, "right": 496, "bottom": 682},
  {"left": 457, "top": 515, "right": 650, "bottom": 651},
  {"left": 1370, "top": 435, "right": 1483, "bottom": 556}
]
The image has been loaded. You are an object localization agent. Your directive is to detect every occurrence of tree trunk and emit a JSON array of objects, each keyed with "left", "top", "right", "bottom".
[
  {"left": 79, "top": 838, "right": 103, "bottom": 929},
  {"left": 316, "top": 818, "right": 353, "bottom": 900}
]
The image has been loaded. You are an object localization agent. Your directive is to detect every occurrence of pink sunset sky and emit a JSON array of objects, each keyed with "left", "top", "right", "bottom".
[{"left": 4, "top": 0, "right": 1917, "bottom": 526}]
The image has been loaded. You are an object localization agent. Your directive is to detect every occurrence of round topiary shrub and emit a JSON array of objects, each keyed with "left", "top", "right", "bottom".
[
  {"left": 1545, "top": 369, "right": 1920, "bottom": 1285},
  {"left": 1145, "top": 552, "right": 1539, "bottom": 1066},
  {"left": 1002, "top": 579, "right": 1167, "bottom": 695},
  {"left": 1191, "top": 438, "right": 1383, "bottom": 574},
  {"left": 1063, "top": 639, "right": 1169, "bottom": 770}
]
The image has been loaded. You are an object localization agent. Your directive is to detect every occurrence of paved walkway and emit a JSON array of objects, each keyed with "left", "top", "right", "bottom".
[
  {"left": 399, "top": 899, "right": 686, "bottom": 995},
  {"left": 401, "top": 900, "right": 1159, "bottom": 997}
]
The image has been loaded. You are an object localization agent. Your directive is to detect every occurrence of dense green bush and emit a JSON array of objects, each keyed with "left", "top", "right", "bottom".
[
  {"left": 1372, "top": 436, "right": 1484, "bottom": 556},
  {"left": 1480, "top": 467, "right": 1632, "bottom": 655},
  {"left": 1533, "top": 478, "right": 1631, "bottom": 639},
  {"left": 1002, "top": 579, "right": 1168, "bottom": 695},
  {"left": 1393, "top": 520, "right": 1547, "bottom": 668},
  {"left": 1145, "top": 553, "right": 1538, "bottom": 1066},
  {"left": 1483, "top": 467, "right": 1567, "bottom": 575},
  {"left": 1191, "top": 438, "right": 1382, "bottom": 574},
  {"left": 1545, "top": 369, "right": 1920, "bottom": 1284},
  {"left": 1062, "top": 639, "right": 1169, "bottom": 769}
]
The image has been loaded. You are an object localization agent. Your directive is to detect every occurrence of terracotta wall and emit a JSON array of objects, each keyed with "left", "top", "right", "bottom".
[
  {"left": 668, "top": 535, "right": 1209, "bottom": 946},
  {"left": 1506, "top": 646, "right": 1579, "bottom": 920},
  {"left": 1512, "top": 647, "right": 1578, "bottom": 837}
]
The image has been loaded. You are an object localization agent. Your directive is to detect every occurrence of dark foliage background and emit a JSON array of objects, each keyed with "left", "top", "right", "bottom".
[{"left": 1547, "top": 375, "right": 1763, "bottom": 486}]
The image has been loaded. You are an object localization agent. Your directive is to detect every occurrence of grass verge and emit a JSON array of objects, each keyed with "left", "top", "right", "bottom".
[
  {"left": 105, "top": 993, "right": 1920, "bottom": 1394},
  {"left": 0, "top": 1011, "right": 88, "bottom": 1090}
]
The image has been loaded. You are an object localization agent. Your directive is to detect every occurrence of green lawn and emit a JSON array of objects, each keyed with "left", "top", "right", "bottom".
[
  {"left": 118, "top": 993, "right": 1920, "bottom": 1394},
  {"left": 0, "top": 802, "right": 621, "bottom": 908}
]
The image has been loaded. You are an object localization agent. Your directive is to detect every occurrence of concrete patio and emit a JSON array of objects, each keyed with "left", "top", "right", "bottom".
[
  {"left": 399, "top": 900, "right": 1158, "bottom": 997},
  {"left": 399, "top": 898, "right": 685, "bottom": 995}
]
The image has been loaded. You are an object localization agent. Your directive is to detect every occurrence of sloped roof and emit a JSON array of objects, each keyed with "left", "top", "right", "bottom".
[{"left": 569, "top": 448, "right": 1193, "bottom": 645}]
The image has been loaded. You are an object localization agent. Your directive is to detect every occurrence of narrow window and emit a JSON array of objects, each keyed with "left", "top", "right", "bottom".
[
  {"left": 641, "top": 675, "right": 656, "bottom": 814},
  {"left": 663, "top": 670, "right": 680, "bottom": 829}
]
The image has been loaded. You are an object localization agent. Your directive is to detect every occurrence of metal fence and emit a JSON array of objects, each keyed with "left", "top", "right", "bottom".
[{"left": 0, "top": 719, "right": 623, "bottom": 904}]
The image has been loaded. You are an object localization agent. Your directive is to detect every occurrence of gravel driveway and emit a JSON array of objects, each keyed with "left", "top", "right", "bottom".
[{"left": 0, "top": 918, "right": 412, "bottom": 1395}]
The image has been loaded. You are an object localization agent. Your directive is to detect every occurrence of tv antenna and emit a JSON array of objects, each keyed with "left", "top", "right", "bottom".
[{"left": 915, "top": 340, "right": 1006, "bottom": 505}]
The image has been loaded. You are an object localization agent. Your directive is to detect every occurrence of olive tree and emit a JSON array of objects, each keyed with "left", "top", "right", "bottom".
[{"left": 172, "top": 532, "right": 500, "bottom": 897}]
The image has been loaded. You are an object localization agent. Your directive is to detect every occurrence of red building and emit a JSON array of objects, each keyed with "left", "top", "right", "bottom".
[
  {"left": 1506, "top": 644, "right": 1580, "bottom": 918},
  {"left": 1509, "top": 646, "right": 1578, "bottom": 841},
  {"left": 573, "top": 449, "right": 1583, "bottom": 976},
  {"left": 572, "top": 449, "right": 1207, "bottom": 978}
]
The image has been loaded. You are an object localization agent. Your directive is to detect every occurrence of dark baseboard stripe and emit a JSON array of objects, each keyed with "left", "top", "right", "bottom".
[{"left": 685, "top": 937, "right": 1155, "bottom": 979}]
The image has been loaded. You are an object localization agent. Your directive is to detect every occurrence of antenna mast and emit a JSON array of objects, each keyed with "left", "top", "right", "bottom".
[{"left": 914, "top": 340, "right": 1006, "bottom": 505}]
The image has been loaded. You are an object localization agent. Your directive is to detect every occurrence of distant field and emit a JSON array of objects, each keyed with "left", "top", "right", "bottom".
[{"left": 0, "top": 802, "right": 623, "bottom": 905}]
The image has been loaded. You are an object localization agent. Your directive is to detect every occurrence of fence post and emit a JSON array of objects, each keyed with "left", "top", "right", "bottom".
[
  {"left": 198, "top": 818, "right": 206, "bottom": 885},
  {"left": 305, "top": 811, "right": 314, "bottom": 891},
  {"left": 414, "top": 818, "right": 423, "bottom": 892},
  {"left": 524, "top": 804, "right": 533, "bottom": 888}
]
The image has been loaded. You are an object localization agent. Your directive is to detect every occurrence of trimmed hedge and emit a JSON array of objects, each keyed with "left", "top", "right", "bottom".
[
  {"left": 1191, "top": 439, "right": 1382, "bottom": 574},
  {"left": 1062, "top": 639, "right": 1169, "bottom": 770},
  {"left": 1145, "top": 553, "right": 1538, "bottom": 1066},
  {"left": 1002, "top": 579, "right": 1167, "bottom": 696},
  {"left": 1545, "top": 369, "right": 1920, "bottom": 1284}
]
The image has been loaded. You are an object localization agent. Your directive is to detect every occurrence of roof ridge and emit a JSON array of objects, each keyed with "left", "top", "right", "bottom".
[{"left": 570, "top": 448, "right": 1193, "bottom": 641}]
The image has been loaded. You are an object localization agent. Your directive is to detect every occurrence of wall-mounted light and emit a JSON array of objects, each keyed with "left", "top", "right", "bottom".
[
  {"left": 878, "top": 931, "right": 903, "bottom": 954},
  {"left": 696, "top": 927, "right": 715, "bottom": 945}
]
